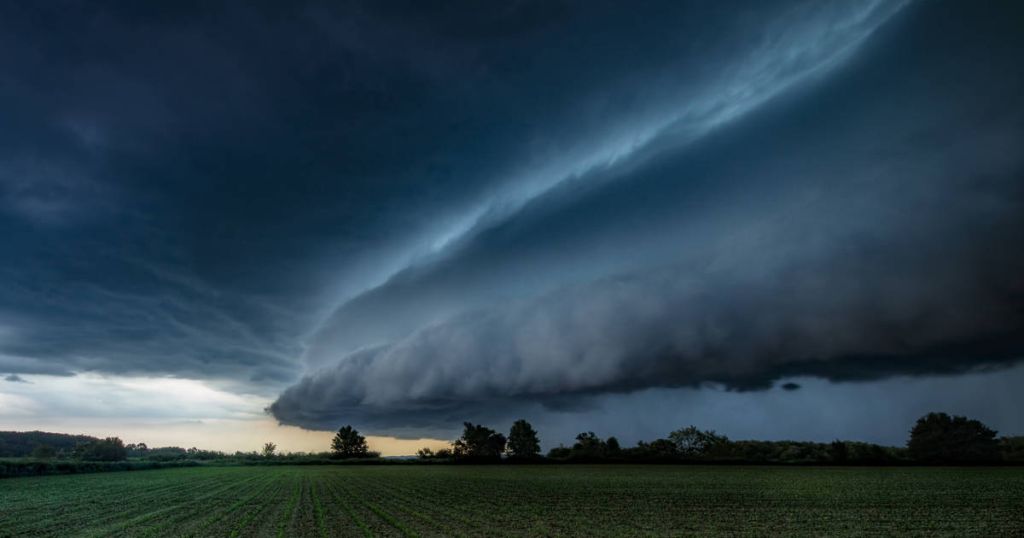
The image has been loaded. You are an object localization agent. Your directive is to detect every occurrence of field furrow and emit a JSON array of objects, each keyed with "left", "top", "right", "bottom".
[
  {"left": 221, "top": 471, "right": 297, "bottom": 538},
  {"left": 80, "top": 472, "right": 260, "bottom": 537},
  {"left": 2, "top": 469, "right": 251, "bottom": 537},
  {"left": 0, "top": 465, "right": 1021, "bottom": 537},
  {"left": 322, "top": 472, "right": 407, "bottom": 537}
]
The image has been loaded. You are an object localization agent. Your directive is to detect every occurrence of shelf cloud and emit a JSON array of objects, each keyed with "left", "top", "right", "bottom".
[{"left": 1, "top": 0, "right": 1022, "bottom": 443}]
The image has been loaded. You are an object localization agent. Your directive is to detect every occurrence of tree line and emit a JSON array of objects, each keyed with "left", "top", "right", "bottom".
[
  {"left": 0, "top": 431, "right": 97, "bottom": 458},
  {"left": 4, "top": 412, "right": 1023, "bottom": 467},
  {"left": 412, "top": 412, "right": 1024, "bottom": 465}
]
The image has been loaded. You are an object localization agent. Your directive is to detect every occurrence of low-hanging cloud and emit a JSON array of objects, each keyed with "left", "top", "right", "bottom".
[
  {"left": 272, "top": 175, "right": 1024, "bottom": 431},
  {"left": 272, "top": 0, "right": 1024, "bottom": 434}
]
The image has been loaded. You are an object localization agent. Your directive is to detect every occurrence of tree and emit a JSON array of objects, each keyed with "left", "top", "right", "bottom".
[
  {"left": 453, "top": 422, "right": 506, "bottom": 461},
  {"left": 31, "top": 444, "right": 56, "bottom": 459},
  {"left": 262, "top": 442, "right": 277, "bottom": 458},
  {"left": 668, "top": 426, "right": 729, "bottom": 459},
  {"left": 126, "top": 442, "right": 149, "bottom": 457},
  {"left": 331, "top": 425, "right": 370, "bottom": 459},
  {"left": 829, "top": 440, "right": 849, "bottom": 464},
  {"left": 93, "top": 437, "right": 127, "bottom": 461},
  {"left": 627, "top": 438, "right": 679, "bottom": 461},
  {"left": 572, "top": 432, "right": 608, "bottom": 459},
  {"left": 0, "top": 431, "right": 97, "bottom": 457},
  {"left": 507, "top": 419, "right": 541, "bottom": 460},
  {"left": 74, "top": 437, "right": 128, "bottom": 461},
  {"left": 605, "top": 436, "right": 622, "bottom": 456},
  {"left": 908, "top": 412, "right": 998, "bottom": 463},
  {"left": 416, "top": 447, "right": 453, "bottom": 460}
]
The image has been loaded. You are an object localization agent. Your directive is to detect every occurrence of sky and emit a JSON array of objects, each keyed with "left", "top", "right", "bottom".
[{"left": 1, "top": 0, "right": 1023, "bottom": 455}]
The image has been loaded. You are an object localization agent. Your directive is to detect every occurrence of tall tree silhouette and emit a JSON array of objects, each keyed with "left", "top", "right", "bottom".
[
  {"left": 331, "top": 425, "right": 370, "bottom": 458},
  {"left": 507, "top": 419, "right": 541, "bottom": 460}
]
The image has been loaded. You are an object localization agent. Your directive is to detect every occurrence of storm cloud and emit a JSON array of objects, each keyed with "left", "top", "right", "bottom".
[
  {"left": 272, "top": 0, "right": 1024, "bottom": 433},
  {"left": 1, "top": 1, "right": 1022, "bottom": 442},
  {"left": 273, "top": 159, "right": 1024, "bottom": 429}
]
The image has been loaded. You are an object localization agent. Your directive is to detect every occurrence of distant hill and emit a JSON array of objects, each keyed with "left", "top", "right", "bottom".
[{"left": 0, "top": 431, "right": 99, "bottom": 457}]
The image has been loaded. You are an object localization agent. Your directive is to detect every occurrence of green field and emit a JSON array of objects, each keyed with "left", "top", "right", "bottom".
[{"left": 1, "top": 465, "right": 1022, "bottom": 537}]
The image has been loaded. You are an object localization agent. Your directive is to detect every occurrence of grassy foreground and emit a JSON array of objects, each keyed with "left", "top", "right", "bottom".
[{"left": 1, "top": 465, "right": 1022, "bottom": 537}]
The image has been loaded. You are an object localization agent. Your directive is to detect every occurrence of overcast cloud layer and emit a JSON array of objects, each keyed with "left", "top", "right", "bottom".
[{"left": 2, "top": 1, "right": 1023, "bottom": 441}]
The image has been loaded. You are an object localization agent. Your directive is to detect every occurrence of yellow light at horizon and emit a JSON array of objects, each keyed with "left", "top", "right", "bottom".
[{"left": 0, "top": 373, "right": 450, "bottom": 456}]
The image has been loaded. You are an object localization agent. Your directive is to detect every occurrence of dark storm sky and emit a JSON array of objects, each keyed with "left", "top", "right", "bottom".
[{"left": 2, "top": 0, "right": 1023, "bottom": 444}]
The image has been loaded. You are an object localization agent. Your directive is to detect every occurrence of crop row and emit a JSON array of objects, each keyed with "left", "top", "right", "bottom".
[{"left": 1, "top": 465, "right": 1022, "bottom": 536}]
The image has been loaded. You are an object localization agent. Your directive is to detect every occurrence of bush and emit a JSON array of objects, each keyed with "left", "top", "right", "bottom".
[{"left": 999, "top": 436, "right": 1024, "bottom": 463}]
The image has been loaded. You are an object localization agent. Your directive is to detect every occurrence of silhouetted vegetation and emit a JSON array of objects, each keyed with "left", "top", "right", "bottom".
[
  {"left": 1000, "top": 436, "right": 1024, "bottom": 463},
  {"left": 669, "top": 426, "right": 730, "bottom": 457},
  {"left": 453, "top": 422, "right": 506, "bottom": 461},
  {"left": 0, "top": 459, "right": 200, "bottom": 478},
  {"left": 30, "top": 444, "right": 56, "bottom": 459},
  {"left": 0, "top": 431, "right": 98, "bottom": 457},
  {"left": 907, "top": 412, "right": 999, "bottom": 463},
  {"left": 506, "top": 419, "right": 541, "bottom": 460},
  {"left": 418, "top": 412, "right": 1020, "bottom": 466},
  {"left": 136, "top": 446, "right": 226, "bottom": 461},
  {"left": 2, "top": 412, "right": 1021, "bottom": 478},
  {"left": 415, "top": 447, "right": 453, "bottom": 460},
  {"left": 627, "top": 438, "right": 685, "bottom": 461},
  {"left": 331, "top": 425, "right": 373, "bottom": 459},
  {"left": 73, "top": 437, "right": 128, "bottom": 462}
]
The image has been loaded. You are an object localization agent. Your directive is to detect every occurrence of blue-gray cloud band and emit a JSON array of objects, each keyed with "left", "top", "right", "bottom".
[
  {"left": 1, "top": 1, "right": 1021, "bottom": 439},
  {"left": 271, "top": 1, "right": 1024, "bottom": 433}
]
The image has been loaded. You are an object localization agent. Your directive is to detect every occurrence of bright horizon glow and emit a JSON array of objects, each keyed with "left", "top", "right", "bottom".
[{"left": 0, "top": 373, "right": 449, "bottom": 456}]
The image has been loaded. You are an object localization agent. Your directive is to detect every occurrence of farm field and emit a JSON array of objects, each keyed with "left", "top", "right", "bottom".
[{"left": 1, "top": 465, "right": 1022, "bottom": 537}]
